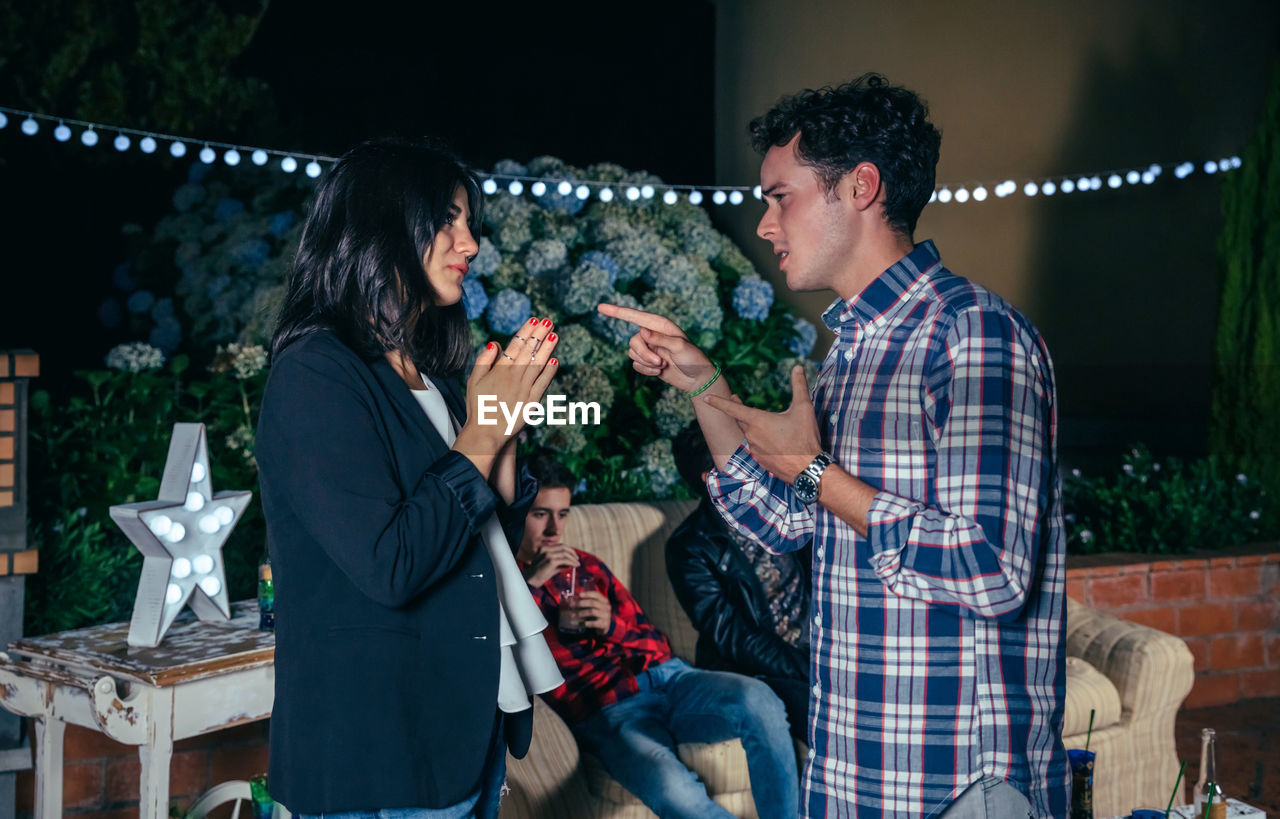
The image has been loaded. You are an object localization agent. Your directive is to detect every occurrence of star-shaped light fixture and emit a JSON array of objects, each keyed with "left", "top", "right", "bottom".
[{"left": 109, "top": 422, "right": 252, "bottom": 647}]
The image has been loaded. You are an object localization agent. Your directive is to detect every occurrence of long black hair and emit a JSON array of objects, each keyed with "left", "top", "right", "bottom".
[{"left": 271, "top": 137, "right": 482, "bottom": 375}]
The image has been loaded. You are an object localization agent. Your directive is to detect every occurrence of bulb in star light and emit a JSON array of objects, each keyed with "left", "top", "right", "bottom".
[
  {"left": 166, "top": 523, "right": 186, "bottom": 543},
  {"left": 140, "top": 136, "right": 157, "bottom": 153},
  {"left": 508, "top": 180, "right": 523, "bottom": 195},
  {"left": 166, "top": 584, "right": 183, "bottom": 605},
  {"left": 663, "top": 190, "right": 678, "bottom": 205},
  {"left": 191, "top": 462, "right": 206, "bottom": 483},
  {"left": 1041, "top": 182, "right": 1056, "bottom": 196},
  {"left": 193, "top": 554, "right": 215, "bottom": 575},
  {"left": 199, "top": 146, "right": 216, "bottom": 164},
  {"left": 688, "top": 190, "right": 703, "bottom": 205},
  {"left": 200, "top": 576, "right": 222, "bottom": 597},
  {"left": 1126, "top": 170, "right": 1140, "bottom": 184},
  {"left": 482, "top": 179, "right": 498, "bottom": 195},
  {"left": 172, "top": 558, "right": 192, "bottom": 579},
  {"left": 114, "top": 134, "right": 130, "bottom": 151},
  {"left": 170, "top": 141, "right": 187, "bottom": 158},
  {"left": 712, "top": 190, "right": 727, "bottom": 205},
  {"left": 625, "top": 186, "right": 640, "bottom": 201},
  {"left": 81, "top": 129, "right": 98, "bottom": 147},
  {"left": 185, "top": 491, "right": 205, "bottom": 512},
  {"left": 557, "top": 180, "right": 573, "bottom": 196},
  {"left": 641, "top": 185, "right": 655, "bottom": 200},
  {"left": 953, "top": 188, "right": 969, "bottom": 203},
  {"left": 753, "top": 185, "right": 762, "bottom": 199},
  {"left": 306, "top": 160, "right": 322, "bottom": 178},
  {"left": 1060, "top": 179, "right": 1075, "bottom": 193},
  {"left": 531, "top": 181, "right": 546, "bottom": 196},
  {"left": 729, "top": 190, "right": 744, "bottom": 205},
  {"left": 148, "top": 515, "right": 174, "bottom": 537},
  {"left": 198, "top": 514, "right": 220, "bottom": 534},
  {"left": 599, "top": 188, "right": 615, "bottom": 202},
  {"left": 0, "top": 111, "right": 7, "bottom": 129},
  {"left": 973, "top": 186, "right": 988, "bottom": 201},
  {"left": 252, "top": 149, "right": 268, "bottom": 166},
  {"left": 54, "top": 123, "right": 71, "bottom": 142},
  {"left": 1107, "top": 174, "right": 1122, "bottom": 189},
  {"left": 224, "top": 149, "right": 241, "bottom": 166},
  {"left": 281, "top": 156, "right": 297, "bottom": 173},
  {"left": 1142, "top": 171, "right": 1155, "bottom": 184},
  {"left": 21, "top": 117, "right": 38, "bottom": 136},
  {"left": 575, "top": 184, "right": 590, "bottom": 199},
  {"left": 214, "top": 505, "right": 234, "bottom": 526}
]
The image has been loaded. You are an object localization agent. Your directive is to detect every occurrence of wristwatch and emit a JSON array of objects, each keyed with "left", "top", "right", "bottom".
[{"left": 792, "top": 452, "right": 833, "bottom": 505}]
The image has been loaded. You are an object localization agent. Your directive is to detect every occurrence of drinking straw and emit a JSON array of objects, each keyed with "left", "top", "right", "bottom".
[
  {"left": 1165, "top": 760, "right": 1186, "bottom": 818},
  {"left": 1085, "top": 708, "right": 1095, "bottom": 752},
  {"left": 1201, "top": 782, "right": 1216, "bottom": 819}
]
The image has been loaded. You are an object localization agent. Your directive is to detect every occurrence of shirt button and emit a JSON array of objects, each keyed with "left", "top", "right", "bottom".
[
  {"left": 829, "top": 413, "right": 838, "bottom": 425},
  {"left": 812, "top": 684, "right": 821, "bottom": 697},
  {"left": 808, "top": 748, "right": 816, "bottom": 760},
  {"left": 844, "top": 349, "right": 854, "bottom": 361},
  {"left": 816, "top": 547, "right": 824, "bottom": 561},
  {"left": 813, "top": 613, "right": 822, "bottom": 627}
]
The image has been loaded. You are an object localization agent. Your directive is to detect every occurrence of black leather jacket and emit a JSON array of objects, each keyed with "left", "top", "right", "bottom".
[{"left": 665, "top": 499, "right": 809, "bottom": 681}]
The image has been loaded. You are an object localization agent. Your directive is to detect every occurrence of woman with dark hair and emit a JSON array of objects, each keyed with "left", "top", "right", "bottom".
[{"left": 256, "top": 138, "right": 562, "bottom": 818}]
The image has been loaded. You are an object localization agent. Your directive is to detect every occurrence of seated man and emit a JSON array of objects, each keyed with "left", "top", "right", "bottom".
[
  {"left": 666, "top": 425, "right": 811, "bottom": 742},
  {"left": 516, "top": 453, "right": 799, "bottom": 819}
]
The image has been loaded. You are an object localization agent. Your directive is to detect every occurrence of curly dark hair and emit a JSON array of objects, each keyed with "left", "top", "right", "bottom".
[
  {"left": 526, "top": 450, "right": 578, "bottom": 495},
  {"left": 749, "top": 73, "right": 941, "bottom": 238}
]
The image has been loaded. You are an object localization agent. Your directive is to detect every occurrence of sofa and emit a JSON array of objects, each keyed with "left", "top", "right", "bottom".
[{"left": 500, "top": 501, "right": 1195, "bottom": 819}]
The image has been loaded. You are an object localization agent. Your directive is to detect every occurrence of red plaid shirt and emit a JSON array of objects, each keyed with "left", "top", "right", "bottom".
[{"left": 527, "top": 550, "right": 672, "bottom": 724}]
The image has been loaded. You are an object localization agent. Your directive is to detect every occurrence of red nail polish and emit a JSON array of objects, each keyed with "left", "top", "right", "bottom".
[
  {"left": 529, "top": 317, "right": 539, "bottom": 325},
  {"left": 542, "top": 318, "right": 553, "bottom": 327},
  {"left": 550, "top": 358, "right": 558, "bottom": 366},
  {"left": 548, "top": 333, "right": 557, "bottom": 342},
  {"left": 487, "top": 342, "right": 495, "bottom": 350}
]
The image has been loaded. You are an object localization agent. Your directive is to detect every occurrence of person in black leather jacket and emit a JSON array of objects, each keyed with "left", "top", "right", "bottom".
[{"left": 666, "top": 424, "right": 811, "bottom": 741}]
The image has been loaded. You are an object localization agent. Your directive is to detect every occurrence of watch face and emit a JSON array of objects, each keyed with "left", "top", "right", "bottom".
[{"left": 795, "top": 473, "right": 818, "bottom": 504}]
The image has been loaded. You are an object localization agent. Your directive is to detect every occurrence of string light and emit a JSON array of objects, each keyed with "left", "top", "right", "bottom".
[{"left": 0, "top": 104, "right": 1245, "bottom": 210}]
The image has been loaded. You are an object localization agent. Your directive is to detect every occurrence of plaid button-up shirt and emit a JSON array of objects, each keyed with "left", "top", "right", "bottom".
[{"left": 709, "top": 241, "right": 1070, "bottom": 818}]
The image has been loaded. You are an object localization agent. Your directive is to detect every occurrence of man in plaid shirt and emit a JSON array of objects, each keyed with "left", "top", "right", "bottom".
[
  {"left": 599, "top": 74, "right": 1069, "bottom": 818},
  {"left": 516, "top": 454, "right": 800, "bottom": 817}
]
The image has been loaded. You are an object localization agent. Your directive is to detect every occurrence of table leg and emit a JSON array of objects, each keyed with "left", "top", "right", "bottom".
[
  {"left": 32, "top": 717, "right": 64, "bottom": 819},
  {"left": 137, "top": 689, "right": 174, "bottom": 819}
]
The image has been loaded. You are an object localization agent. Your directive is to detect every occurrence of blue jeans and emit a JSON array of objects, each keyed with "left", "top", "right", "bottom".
[
  {"left": 937, "top": 776, "right": 1033, "bottom": 819},
  {"left": 572, "top": 658, "right": 799, "bottom": 818},
  {"left": 296, "top": 721, "right": 507, "bottom": 819}
]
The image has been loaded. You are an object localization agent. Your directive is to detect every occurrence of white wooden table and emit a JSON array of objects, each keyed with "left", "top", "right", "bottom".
[{"left": 0, "top": 600, "right": 274, "bottom": 818}]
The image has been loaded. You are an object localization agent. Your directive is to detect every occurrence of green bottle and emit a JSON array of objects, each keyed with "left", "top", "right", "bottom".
[{"left": 258, "top": 553, "right": 274, "bottom": 631}]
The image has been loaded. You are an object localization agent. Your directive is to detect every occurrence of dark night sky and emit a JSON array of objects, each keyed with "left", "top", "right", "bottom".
[{"left": 0, "top": 1, "right": 715, "bottom": 384}]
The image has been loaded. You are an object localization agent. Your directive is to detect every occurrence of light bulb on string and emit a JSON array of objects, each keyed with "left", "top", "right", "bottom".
[
  {"left": 954, "top": 188, "right": 970, "bottom": 203},
  {"left": 712, "top": 190, "right": 727, "bottom": 205},
  {"left": 54, "top": 123, "right": 71, "bottom": 142},
  {"left": 1106, "top": 174, "right": 1121, "bottom": 189},
  {"left": 1204, "top": 161, "right": 1218, "bottom": 174},
  {"left": 1089, "top": 176, "right": 1102, "bottom": 190},
  {"left": 937, "top": 188, "right": 953, "bottom": 203},
  {"left": 482, "top": 178, "right": 498, "bottom": 195},
  {"left": 1023, "top": 182, "right": 1038, "bottom": 197},
  {"left": 199, "top": 145, "right": 216, "bottom": 164},
  {"left": 531, "top": 181, "right": 546, "bottom": 196},
  {"left": 1142, "top": 171, "right": 1155, "bottom": 184},
  {"left": 305, "top": 160, "right": 322, "bottom": 178},
  {"left": 81, "top": 129, "right": 98, "bottom": 147},
  {"left": 929, "top": 191, "right": 937, "bottom": 203},
  {"left": 1126, "top": 170, "right": 1140, "bottom": 184},
  {"left": 0, "top": 111, "right": 7, "bottom": 129},
  {"left": 224, "top": 149, "right": 240, "bottom": 166},
  {"left": 688, "top": 190, "right": 703, "bottom": 205},
  {"left": 599, "top": 187, "right": 614, "bottom": 202},
  {"left": 1230, "top": 156, "right": 1242, "bottom": 168},
  {"left": 973, "top": 186, "right": 988, "bottom": 201},
  {"left": 575, "top": 184, "right": 590, "bottom": 200},
  {"left": 280, "top": 156, "right": 297, "bottom": 173},
  {"left": 1041, "top": 181, "right": 1056, "bottom": 196},
  {"left": 252, "top": 149, "right": 268, "bottom": 166},
  {"left": 641, "top": 184, "right": 655, "bottom": 199},
  {"left": 114, "top": 134, "right": 131, "bottom": 151},
  {"left": 625, "top": 186, "right": 640, "bottom": 201},
  {"left": 140, "top": 136, "right": 157, "bottom": 153},
  {"left": 729, "top": 190, "right": 744, "bottom": 205},
  {"left": 663, "top": 189, "right": 678, "bottom": 205},
  {"left": 1060, "top": 179, "right": 1075, "bottom": 194},
  {"left": 508, "top": 180, "right": 523, "bottom": 196},
  {"left": 21, "top": 117, "right": 38, "bottom": 136},
  {"left": 753, "top": 185, "right": 762, "bottom": 199},
  {"left": 1174, "top": 162, "right": 1193, "bottom": 179},
  {"left": 170, "top": 141, "right": 187, "bottom": 158},
  {"left": 557, "top": 180, "right": 573, "bottom": 196}
]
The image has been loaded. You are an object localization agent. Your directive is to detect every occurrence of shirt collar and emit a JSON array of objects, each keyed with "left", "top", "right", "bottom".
[{"left": 821, "top": 239, "right": 943, "bottom": 333}]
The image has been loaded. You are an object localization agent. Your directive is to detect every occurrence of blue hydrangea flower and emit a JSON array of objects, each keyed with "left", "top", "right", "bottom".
[
  {"left": 556, "top": 259, "right": 613, "bottom": 316},
  {"left": 580, "top": 250, "right": 620, "bottom": 285},
  {"left": 646, "top": 254, "right": 699, "bottom": 294},
  {"left": 732, "top": 277, "right": 774, "bottom": 320},
  {"left": 676, "top": 220, "right": 721, "bottom": 260},
  {"left": 785, "top": 317, "right": 818, "bottom": 358},
  {"left": 230, "top": 238, "right": 271, "bottom": 269},
  {"left": 268, "top": 211, "right": 297, "bottom": 238},
  {"left": 127, "top": 290, "right": 155, "bottom": 314},
  {"left": 592, "top": 293, "right": 642, "bottom": 345},
  {"left": 214, "top": 198, "right": 245, "bottom": 222},
  {"left": 486, "top": 288, "right": 532, "bottom": 335},
  {"left": 524, "top": 239, "right": 568, "bottom": 278},
  {"left": 462, "top": 278, "right": 489, "bottom": 321},
  {"left": 471, "top": 237, "right": 500, "bottom": 277}
]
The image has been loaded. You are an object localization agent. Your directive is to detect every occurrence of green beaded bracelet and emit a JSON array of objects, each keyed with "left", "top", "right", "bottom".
[{"left": 687, "top": 361, "right": 722, "bottom": 398}]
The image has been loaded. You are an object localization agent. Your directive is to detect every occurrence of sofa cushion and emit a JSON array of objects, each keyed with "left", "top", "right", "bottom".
[{"left": 1063, "top": 656, "right": 1122, "bottom": 736}]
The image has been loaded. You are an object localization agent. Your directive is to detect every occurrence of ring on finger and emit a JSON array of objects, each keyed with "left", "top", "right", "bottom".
[{"left": 500, "top": 352, "right": 515, "bottom": 362}]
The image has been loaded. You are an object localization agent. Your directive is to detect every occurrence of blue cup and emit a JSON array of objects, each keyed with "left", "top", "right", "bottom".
[
  {"left": 1132, "top": 810, "right": 1165, "bottom": 819},
  {"left": 1068, "top": 749, "right": 1096, "bottom": 819}
]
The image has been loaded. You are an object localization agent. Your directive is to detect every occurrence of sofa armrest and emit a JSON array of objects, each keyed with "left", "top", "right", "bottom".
[{"left": 1065, "top": 597, "right": 1194, "bottom": 721}]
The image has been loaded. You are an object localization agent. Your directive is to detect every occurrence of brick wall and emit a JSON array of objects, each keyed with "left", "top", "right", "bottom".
[
  {"left": 1067, "top": 547, "right": 1280, "bottom": 708},
  {"left": 15, "top": 721, "right": 269, "bottom": 819}
]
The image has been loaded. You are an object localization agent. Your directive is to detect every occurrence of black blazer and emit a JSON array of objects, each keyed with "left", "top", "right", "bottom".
[{"left": 256, "top": 329, "right": 536, "bottom": 814}]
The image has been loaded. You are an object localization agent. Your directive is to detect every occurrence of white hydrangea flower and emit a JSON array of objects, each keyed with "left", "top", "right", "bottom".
[{"left": 105, "top": 342, "right": 166, "bottom": 373}]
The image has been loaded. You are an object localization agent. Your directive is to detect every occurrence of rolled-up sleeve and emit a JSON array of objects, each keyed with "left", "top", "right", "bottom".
[{"left": 707, "top": 444, "right": 815, "bottom": 555}]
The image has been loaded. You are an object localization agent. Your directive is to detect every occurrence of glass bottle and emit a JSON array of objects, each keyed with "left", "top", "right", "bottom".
[
  {"left": 1192, "top": 728, "right": 1226, "bottom": 819},
  {"left": 258, "top": 553, "right": 275, "bottom": 631}
]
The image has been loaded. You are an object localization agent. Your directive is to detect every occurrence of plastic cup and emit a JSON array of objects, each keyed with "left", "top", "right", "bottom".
[{"left": 1068, "top": 748, "right": 1095, "bottom": 819}]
